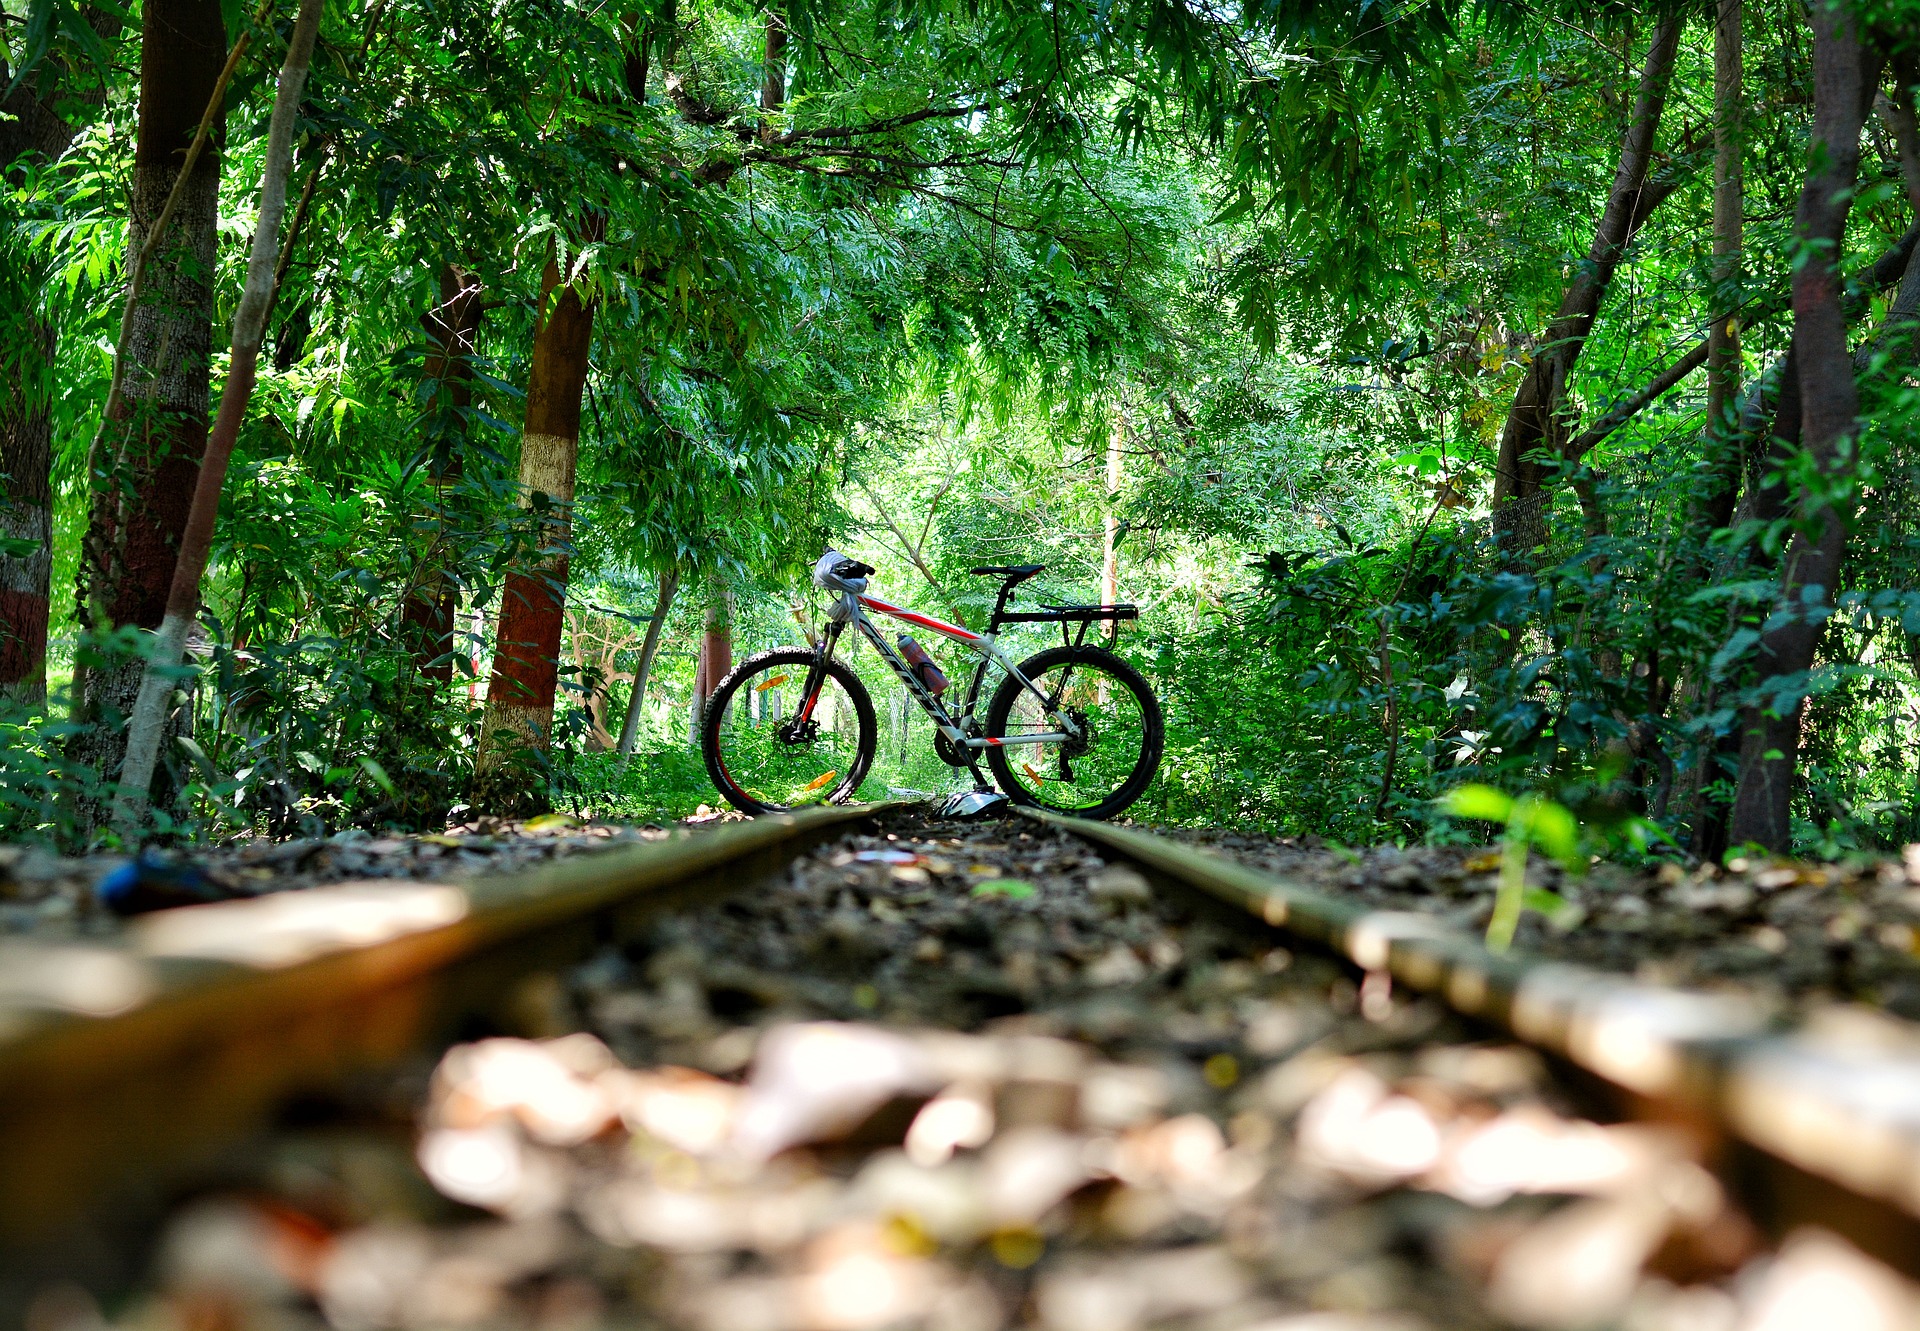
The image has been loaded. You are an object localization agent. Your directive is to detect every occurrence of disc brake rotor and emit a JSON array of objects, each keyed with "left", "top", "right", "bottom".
[
  {"left": 1060, "top": 708, "right": 1092, "bottom": 758},
  {"left": 779, "top": 719, "right": 821, "bottom": 746}
]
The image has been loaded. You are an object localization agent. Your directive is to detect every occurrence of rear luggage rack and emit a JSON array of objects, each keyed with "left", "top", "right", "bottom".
[
  {"left": 1045, "top": 602, "right": 1139, "bottom": 621},
  {"left": 994, "top": 602, "right": 1138, "bottom": 624},
  {"left": 991, "top": 601, "right": 1139, "bottom": 647}
]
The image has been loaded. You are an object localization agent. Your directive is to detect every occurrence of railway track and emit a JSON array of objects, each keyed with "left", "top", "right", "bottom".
[
  {"left": 0, "top": 807, "right": 889, "bottom": 1246},
  {"left": 6, "top": 804, "right": 1920, "bottom": 1328}
]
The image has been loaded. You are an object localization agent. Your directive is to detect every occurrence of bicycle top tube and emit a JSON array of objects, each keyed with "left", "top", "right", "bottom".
[{"left": 855, "top": 594, "right": 983, "bottom": 644}]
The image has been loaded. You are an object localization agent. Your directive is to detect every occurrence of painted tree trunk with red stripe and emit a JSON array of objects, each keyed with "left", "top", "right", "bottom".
[
  {"left": 476, "top": 258, "right": 594, "bottom": 786},
  {"left": 694, "top": 574, "right": 732, "bottom": 706}
]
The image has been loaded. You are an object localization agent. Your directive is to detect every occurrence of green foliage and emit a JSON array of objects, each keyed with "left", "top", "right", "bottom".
[
  {"left": 1439, "top": 783, "right": 1581, "bottom": 952},
  {"left": 560, "top": 747, "right": 730, "bottom": 825},
  {"left": 0, "top": 702, "right": 104, "bottom": 844},
  {"left": 9, "top": 0, "right": 1920, "bottom": 861},
  {"left": 971, "top": 879, "right": 1036, "bottom": 899}
]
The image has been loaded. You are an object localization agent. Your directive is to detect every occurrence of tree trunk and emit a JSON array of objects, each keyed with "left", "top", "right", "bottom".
[
  {"left": 70, "top": 0, "right": 227, "bottom": 782},
  {"left": 696, "top": 572, "right": 733, "bottom": 710},
  {"left": 1, "top": 49, "right": 103, "bottom": 165},
  {"left": 1687, "top": 338, "right": 1817, "bottom": 859},
  {"left": 0, "top": 314, "right": 55, "bottom": 705},
  {"left": 1882, "top": 64, "right": 1920, "bottom": 212},
  {"left": 1711, "top": 204, "right": 1920, "bottom": 851},
  {"left": 1102, "top": 407, "right": 1124, "bottom": 607},
  {"left": 1725, "top": 12, "right": 1875, "bottom": 852},
  {"left": 1685, "top": 355, "right": 1789, "bottom": 860},
  {"left": 762, "top": 8, "right": 787, "bottom": 117},
  {"left": 686, "top": 644, "right": 703, "bottom": 746},
  {"left": 568, "top": 610, "right": 628, "bottom": 751},
  {"left": 1490, "top": 17, "right": 1682, "bottom": 561},
  {"left": 475, "top": 253, "right": 596, "bottom": 792},
  {"left": 1688, "top": 135, "right": 1920, "bottom": 856},
  {"left": 617, "top": 567, "right": 681, "bottom": 757},
  {"left": 0, "top": 31, "right": 116, "bottom": 706},
  {"left": 401, "top": 262, "right": 484, "bottom": 683},
  {"left": 623, "top": 6, "right": 656, "bottom": 103},
  {"left": 1704, "top": 0, "right": 1743, "bottom": 475},
  {"left": 1672, "top": 0, "right": 1746, "bottom": 831},
  {"left": 112, "top": 0, "right": 323, "bottom": 831}
]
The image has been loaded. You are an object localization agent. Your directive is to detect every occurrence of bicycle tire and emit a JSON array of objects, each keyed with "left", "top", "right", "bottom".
[
  {"left": 702, "top": 648, "right": 877, "bottom": 815},
  {"left": 984, "top": 644, "right": 1163, "bottom": 820}
]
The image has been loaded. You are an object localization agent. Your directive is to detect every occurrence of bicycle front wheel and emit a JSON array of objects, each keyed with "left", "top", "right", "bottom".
[
  {"left": 984, "top": 645, "right": 1163, "bottom": 820},
  {"left": 703, "top": 648, "right": 877, "bottom": 815}
]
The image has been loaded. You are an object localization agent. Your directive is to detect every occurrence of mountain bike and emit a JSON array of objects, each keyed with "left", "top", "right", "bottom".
[{"left": 700, "top": 552, "right": 1164, "bottom": 820}]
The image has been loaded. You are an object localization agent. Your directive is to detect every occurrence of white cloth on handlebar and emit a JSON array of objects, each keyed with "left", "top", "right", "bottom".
[{"left": 813, "top": 550, "right": 868, "bottom": 594}]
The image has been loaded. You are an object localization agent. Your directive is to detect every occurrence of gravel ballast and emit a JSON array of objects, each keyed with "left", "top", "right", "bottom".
[{"left": 47, "top": 810, "right": 1920, "bottom": 1331}]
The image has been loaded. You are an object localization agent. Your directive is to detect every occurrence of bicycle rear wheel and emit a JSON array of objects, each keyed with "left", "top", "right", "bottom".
[
  {"left": 703, "top": 648, "right": 876, "bottom": 814},
  {"left": 984, "top": 645, "right": 1163, "bottom": 820}
]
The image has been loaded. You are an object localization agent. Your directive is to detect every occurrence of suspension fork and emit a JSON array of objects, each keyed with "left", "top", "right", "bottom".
[{"left": 792, "top": 621, "right": 845, "bottom": 728}]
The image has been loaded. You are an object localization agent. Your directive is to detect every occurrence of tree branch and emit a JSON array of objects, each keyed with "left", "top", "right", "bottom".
[
  {"left": 1566, "top": 339, "right": 1711, "bottom": 458},
  {"left": 1562, "top": 217, "right": 1920, "bottom": 458}
]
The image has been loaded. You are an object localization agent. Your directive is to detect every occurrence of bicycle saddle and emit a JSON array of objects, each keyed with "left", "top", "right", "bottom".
[{"left": 968, "top": 564, "right": 1045, "bottom": 585}]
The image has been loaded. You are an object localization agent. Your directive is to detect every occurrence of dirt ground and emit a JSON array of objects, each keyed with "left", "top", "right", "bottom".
[
  {"left": 1156, "top": 827, "right": 1920, "bottom": 1017},
  {"left": 36, "top": 811, "right": 1920, "bottom": 1331}
]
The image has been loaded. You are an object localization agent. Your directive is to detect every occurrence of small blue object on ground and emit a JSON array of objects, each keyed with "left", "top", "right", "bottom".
[{"left": 95, "top": 851, "right": 236, "bottom": 916}]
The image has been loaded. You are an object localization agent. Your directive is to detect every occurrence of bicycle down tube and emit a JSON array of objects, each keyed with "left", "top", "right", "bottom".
[{"left": 805, "top": 593, "right": 1075, "bottom": 750}]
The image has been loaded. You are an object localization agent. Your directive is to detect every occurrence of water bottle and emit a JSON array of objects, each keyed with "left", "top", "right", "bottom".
[{"left": 897, "top": 635, "right": 950, "bottom": 695}]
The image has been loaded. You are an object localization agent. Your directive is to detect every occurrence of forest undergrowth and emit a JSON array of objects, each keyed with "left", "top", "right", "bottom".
[{"left": 7, "top": 0, "right": 1920, "bottom": 863}]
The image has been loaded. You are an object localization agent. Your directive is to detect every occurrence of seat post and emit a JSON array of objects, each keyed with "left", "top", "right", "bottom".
[
  {"left": 968, "top": 564, "right": 1043, "bottom": 629},
  {"left": 991, "top": 578, "right": 1018, "bottom": 627}
]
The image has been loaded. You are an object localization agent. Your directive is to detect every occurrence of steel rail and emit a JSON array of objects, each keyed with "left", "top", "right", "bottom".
[
  {"left": 1029, "top": 809, "right": 1920, "bottom": 1273},
  {"left": 0, "top": 803, "right": 896, "bottom": 1248}
]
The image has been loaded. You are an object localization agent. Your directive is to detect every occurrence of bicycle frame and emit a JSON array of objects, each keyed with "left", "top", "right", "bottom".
[{"left": 797, "top": 590, "right": 1076, "bottom": 754}]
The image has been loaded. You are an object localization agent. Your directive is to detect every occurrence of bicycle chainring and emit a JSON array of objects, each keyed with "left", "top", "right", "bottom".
[{"left": 934, "top": 731, "right": 973, "bottom": 767}]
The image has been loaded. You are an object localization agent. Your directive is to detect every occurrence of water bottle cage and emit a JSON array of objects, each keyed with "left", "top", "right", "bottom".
[{"left": 898, "top": 635, "right": 951, "bottom": 695}]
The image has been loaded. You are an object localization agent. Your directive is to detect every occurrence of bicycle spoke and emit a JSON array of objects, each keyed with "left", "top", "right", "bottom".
[
  {"left": 710, "top": 662, "right": 864, "bottom": 810},
  {"left": 996, "top": 656, "right": 1151, "bottom": 813}
]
